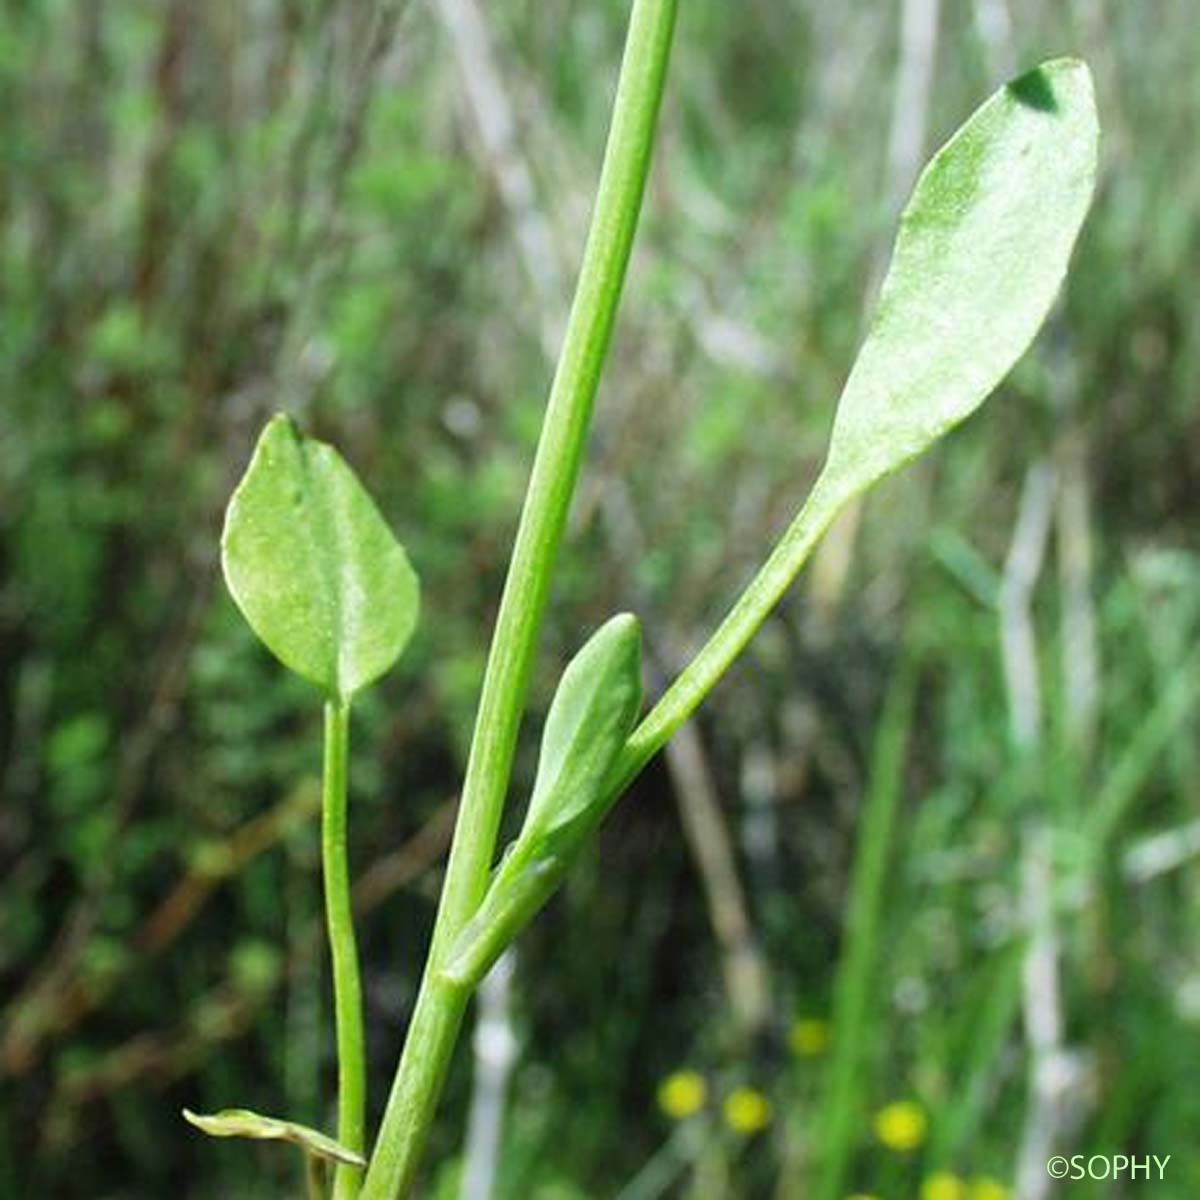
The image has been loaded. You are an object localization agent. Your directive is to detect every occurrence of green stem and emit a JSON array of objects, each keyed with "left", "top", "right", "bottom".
[
  {"left": 614, "top": 474, "right": 846, "bottom": 790},
  {"left": 441, "top": 479, "right": 852, "bottom": 991},
  {"left": 360, "top": 3, "right": 678, "bottom": 1197},
  {"left": 324, "top": 698, "right": 366, "bottom": 1200}
]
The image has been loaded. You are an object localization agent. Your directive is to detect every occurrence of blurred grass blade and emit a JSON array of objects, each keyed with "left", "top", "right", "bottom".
[
  {"left": 1086, "top": 644, "right": 1200, "bottom": 859},
  {"left": 307, "top": 1153, "right": 329, "bottom": 1200},
  {"left": 818, "top": 57, "right": 1098, "bottom": 508},
  {"left": 817, "top": 649, "right": 920, "bottom": 1200},
  {"left": 221, "top": 414, "right": 420, "bottom": 700},
  {"left": 182, "top": 1107, "right": 367, "bottom": 1167},
  {"left": 931, "top": 941, "right": 1025, "bottom": 1165}
]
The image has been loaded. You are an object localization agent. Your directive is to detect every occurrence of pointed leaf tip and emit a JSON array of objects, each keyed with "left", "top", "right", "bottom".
[
  {"left": 221, "top": 414, "right": 420, "bottom": 699},
  {"left": 818, "top": 56, "right": 1098, "bottom": 505}
]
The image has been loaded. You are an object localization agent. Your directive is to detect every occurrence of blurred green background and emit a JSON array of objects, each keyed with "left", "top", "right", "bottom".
[{"left": 1, "top": 1, "right": 1198, "bottom": 1197}]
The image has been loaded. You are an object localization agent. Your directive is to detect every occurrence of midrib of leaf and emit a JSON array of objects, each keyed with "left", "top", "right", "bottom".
[
  {"left": 327, "top": 454, "right": 368, "bottom": 699},
  {"left": 293, "top": 438, "right": 346, "bottom": 699}
]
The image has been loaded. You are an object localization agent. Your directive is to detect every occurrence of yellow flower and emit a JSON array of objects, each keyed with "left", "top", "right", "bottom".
[
  {"left": 873, "top": 1100, "right": 927, "bottom": 1152},
  {"left": 656, "top": 1070, "right": 707, "bottom": 1120},
  {"left": 789, "top": 1018, "right": 831, "bottom": 1057},
  {"left": 969, "top": 1178, "right": 1009, "bottom": 1200},
  {"left": 921, "top": 1172, "right": 967, "bottom": 1200},
  {"left": 722, "top": 1086, "right": 773, "bottom": 1135}
]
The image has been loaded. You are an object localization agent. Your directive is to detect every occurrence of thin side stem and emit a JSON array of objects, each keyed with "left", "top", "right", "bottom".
[
  {"left": 360, "top": 3, "right": 678, "bottom": 1196},
  {"left": 612, "top": 474, "right": 846, "bottom": 792},
  {"left": 324, "top": 698, "right": 366, "bottom": 1200}
]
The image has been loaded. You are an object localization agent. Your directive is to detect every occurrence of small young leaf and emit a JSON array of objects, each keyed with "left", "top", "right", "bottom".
[
  {"left": 440, "top": 614, "right": 643, "bottom": 988},
  {"left": 817, "top": 58, "right": 1098, "bottom": 506},
  {"left": 221, "top": 414, "right": 419, "bottom": 699},
  {"left": 182, "top": 1107, "right": 366, "bottom": 1167},
  {"left": 520, "top": 613, "right": 643, "bottom": 840}
]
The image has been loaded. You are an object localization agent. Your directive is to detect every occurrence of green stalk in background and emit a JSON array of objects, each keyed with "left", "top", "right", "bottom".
[
  {"left": 816, "top": 651, "right": 919, "bottom": 1200},
  {"left": 323, "top": 699, "right": 366, "bottom": 1199},
  {"left": 359, "top": 2, "right": 679, "bottom": 1195},
  {"left": 930, "top": 941, "right": 1026, "bottom": 1167}
]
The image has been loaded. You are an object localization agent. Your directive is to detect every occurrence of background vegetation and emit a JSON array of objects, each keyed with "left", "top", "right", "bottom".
[{"left": 1, "top": 1, "right": 1197, "bottom": 1197}]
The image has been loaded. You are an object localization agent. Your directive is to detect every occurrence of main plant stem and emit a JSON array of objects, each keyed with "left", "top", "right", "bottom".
[
  {"left": 360, "top": 2, "right": 678, "bottom": 1196},
  {"left": 324, "top": 699, "right": 366, "bottom": 1200}
]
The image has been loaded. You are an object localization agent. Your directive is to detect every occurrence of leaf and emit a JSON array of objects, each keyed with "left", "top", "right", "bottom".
[
  {"left": 520, "top": 613, "right": 643, "bottom": 840},
  {"left": 221, "top": 414, "right": 419, "bottom": 699},
  {"left": 440, "top": 614, "right": 643, "bottom": 989},
  {"left": 182, "top": 1107, "right": 366, "bottom": 1168},
  {"left": 817, "top": 58, "right": 1098, "bottom": 507}
]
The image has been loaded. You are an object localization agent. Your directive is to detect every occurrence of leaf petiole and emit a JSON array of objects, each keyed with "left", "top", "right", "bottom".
[{"left": 323, "top": 698, "right": 366, "bottom": 1200}]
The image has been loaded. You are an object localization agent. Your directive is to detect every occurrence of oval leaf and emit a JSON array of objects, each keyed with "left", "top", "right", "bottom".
[
  {"left": 221, "top": 414, "right": 419, "bottom": 699},
  {"left": 819, "top": 58, "right": 1098, "bottom": 504},
  {"left": 182, "top": 1107, "right": 366, "bottom": 1167},
  {"left": 521, "top": 613, "right": 643, "bottom": 839}
]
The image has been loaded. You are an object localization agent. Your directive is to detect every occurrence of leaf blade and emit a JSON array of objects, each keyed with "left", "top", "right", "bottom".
[
  {"left": 820, "top": 58, "right": 1098, "bottom": 502},
  {"left": 221, "top": 414, "right": 419, "bottom": 698},
  {"left": 521, "top": 613, "right": 643, "bottom": 839}
]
